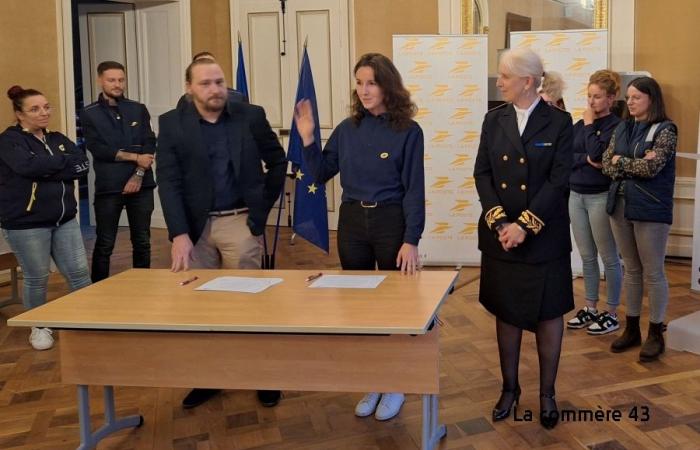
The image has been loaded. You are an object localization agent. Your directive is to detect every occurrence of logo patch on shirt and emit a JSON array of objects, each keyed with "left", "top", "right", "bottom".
[
  {"left": 58, "top": 144, "right": 65, "bottom": 152},
  {"left": 534, "top": 142, "right": 553, "bottom": 148},
  {"left": 380, "top": 152, "right": 389, "bottom": 159},
  {"left": 131, "top": 121, "right": 138, "bottom": 127}
]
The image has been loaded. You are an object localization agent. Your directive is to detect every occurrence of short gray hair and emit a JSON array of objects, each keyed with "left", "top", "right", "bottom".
[{"left": 499, "top": 48, "right": 544, "bottom": 90}]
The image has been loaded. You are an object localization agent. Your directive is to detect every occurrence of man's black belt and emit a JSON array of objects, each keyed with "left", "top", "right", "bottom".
[{"left": 208, "top": 207, "right": 249, "bottom": 217}]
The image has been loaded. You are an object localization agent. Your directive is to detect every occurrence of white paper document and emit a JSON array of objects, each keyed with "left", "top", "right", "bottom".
[
  {"left": 309, "top": 275, "right": 386, "bottom": 289},
  {"left": 195, "top": 277, "right": 283, "bottom": 293}
]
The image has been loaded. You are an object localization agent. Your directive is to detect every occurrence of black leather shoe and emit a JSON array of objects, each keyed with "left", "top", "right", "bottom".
[
  {"left": 492, "top": 385, "right": 521, "bottom": 421},
  {"left": 182, "top": 388, "right": 221, "bottom": 409},
  {"left": 257, "top": 390, "right": 281, "bottom": 407},
  {"left": 539, "top": 393, "right": 559, "bottom": 429}
]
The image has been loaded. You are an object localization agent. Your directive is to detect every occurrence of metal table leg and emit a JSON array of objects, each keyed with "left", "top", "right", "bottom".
[
  {"left": 76, "top": 385, "right": 143, "bottom": 450},
  {"left": 421, "top": 394, "right": 446, "bottom": 450}
]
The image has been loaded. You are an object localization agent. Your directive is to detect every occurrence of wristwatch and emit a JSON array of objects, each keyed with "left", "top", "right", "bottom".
[{"left": 135, "top": 168, "right": 145, "bottom": 178}]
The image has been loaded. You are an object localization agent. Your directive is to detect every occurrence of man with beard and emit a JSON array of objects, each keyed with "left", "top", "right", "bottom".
[
  {"left": 81, "top": 61, "right": 156, "bottom": 282},
  {"left": 156, "top": 58, "right": 287, "bottom": 409}
]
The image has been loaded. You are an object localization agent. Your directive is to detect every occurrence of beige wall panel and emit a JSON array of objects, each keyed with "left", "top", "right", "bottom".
[
  {"left": 0, "top": 0, "right": 62, "bottom": 131},
  {"left": 353, "top": 0, "right": 439, "bottom": 59},
  {"left": 191, "top": 0, "right": 233, "bottom": 83},
  {"left": 636, "top": 0, "right": 699, "bottom": 178}
]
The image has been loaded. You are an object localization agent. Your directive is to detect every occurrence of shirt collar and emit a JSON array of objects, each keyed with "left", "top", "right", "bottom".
[{"left": 513, "top": 96, "right": 541, "bottom": 117}]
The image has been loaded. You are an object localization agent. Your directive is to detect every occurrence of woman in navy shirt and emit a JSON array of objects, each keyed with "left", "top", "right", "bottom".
[{"left": 294, "top": 53, "right": 425, "bottom": 421}]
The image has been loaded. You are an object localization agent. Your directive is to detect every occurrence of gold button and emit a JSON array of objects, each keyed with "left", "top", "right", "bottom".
[
  {"left": 519, "top": 157, "right": 525, "bottom": 164},
  {"left": 502, "top": 155, "right": 509, "bottom": 161},
  {"left": 501, "top": 182, "right": 507, "bottom": 189},
  {"left": 520, "top": 184, "right": 527, "bottom": 191}
]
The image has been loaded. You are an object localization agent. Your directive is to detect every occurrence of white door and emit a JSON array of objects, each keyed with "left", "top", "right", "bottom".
[
  {"left": 232, "top": 0, "right": 350, "bottom": 230},
  {"left": 79, "top": 1, "right": 183, "bottom": 229}
]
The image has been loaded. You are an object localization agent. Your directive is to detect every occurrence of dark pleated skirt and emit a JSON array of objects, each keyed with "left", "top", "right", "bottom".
[{"left": 479, "top": 253, "right": 574, "bottom": 332}]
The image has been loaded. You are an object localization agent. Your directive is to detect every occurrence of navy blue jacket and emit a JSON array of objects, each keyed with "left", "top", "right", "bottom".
[
  {"left": 606, "top": 120, "right": 677, "bottom": 224},
  {"left": 156, "top": 99, "right": 287, "bottom": 241},
  {"left": 80, "top": 95, "right": 156, "bottom": 195},
  {"left": 570, "top": 114, "right": 620, "bottom": 194},
  {"left": 0, "top": 125, "right": 89, "bottom": 229},
  {"left": 303, "top": 113, "right": 425, "bottom": 245}
]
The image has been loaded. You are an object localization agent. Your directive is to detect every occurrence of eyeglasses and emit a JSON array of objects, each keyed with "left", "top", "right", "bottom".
[{"left": 23, "top": 105, "right": 52, "bottom": 115}]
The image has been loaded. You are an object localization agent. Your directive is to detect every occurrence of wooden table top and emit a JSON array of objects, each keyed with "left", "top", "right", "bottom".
[{"left": 8, "top": 269, "right": 458, "bottom": 335}]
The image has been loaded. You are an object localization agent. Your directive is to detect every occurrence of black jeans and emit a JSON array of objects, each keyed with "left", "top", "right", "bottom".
[
  {"left": 337, "top": 202, "right": 405, "bottom": 270},
  {"left": 91, "top": 189, "right": 154, "bottom": 282}
]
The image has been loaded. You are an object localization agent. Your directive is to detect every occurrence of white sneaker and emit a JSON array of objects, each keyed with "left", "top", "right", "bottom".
[
  {"left": 29, "top": 327, "right": 54, "bottom": 350},
  {"left": 374, "top": 393, "right": 405, "bottom": 421},
  {"left": 355, "top": 392, "right": 381, "bottom": 417}
]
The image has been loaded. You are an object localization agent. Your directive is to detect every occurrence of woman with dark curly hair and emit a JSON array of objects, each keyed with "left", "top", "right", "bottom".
[{"left": 294, "top": 53, "right": 425, "bottom": 421}]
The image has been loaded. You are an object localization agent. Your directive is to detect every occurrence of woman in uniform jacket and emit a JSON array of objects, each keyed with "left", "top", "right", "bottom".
[
  {"left": 0, "top": 86, "right": 91, "bottom": 350},
  {"left": 473, "top": 48, "right": 574, "bottom": 429},
  {"left": 602, "top": 76, "right": 677, "bottom": 362},
  {"left": 293, "top": 53, "right": 425, "bottom": 422}
]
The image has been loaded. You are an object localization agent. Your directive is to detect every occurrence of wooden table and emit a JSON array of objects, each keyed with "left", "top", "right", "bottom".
[{"left": 8, "top": 269, "right": 457, "bottom": 450}]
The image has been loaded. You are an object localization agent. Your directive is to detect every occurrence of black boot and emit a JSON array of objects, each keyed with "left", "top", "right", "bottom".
[
  {"left": 610, "top": 315, "right": 641, "bottom": 353},
  {"left": 639, "top": 322, "right": 666, "bottom": 362}
]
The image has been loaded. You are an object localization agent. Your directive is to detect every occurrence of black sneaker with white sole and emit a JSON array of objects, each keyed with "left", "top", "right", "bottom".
[
  {"left": 566, "top": 306, "right": 598, "bottom": 329},
  {"left": 586, "top": 311, "right": 620, "bottom": 335}
]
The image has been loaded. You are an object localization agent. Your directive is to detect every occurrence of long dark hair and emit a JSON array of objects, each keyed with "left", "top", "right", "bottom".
[
  {"left": 626, "top": 76, "right": 669, "bottom": 123},
  {"left": 7, "top": 85, "right": 43, "bottom": 112},
  {"left": 350, "top": 53, "right": 416, "bottom": 130}
]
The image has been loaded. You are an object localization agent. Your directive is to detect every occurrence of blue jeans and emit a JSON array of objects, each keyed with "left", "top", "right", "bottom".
[
  {"left": 568, "top": 191, "right": 622, "bottom": 308},
  {"left": 2, "top": 218, "right": 91, "bottom": 309}
]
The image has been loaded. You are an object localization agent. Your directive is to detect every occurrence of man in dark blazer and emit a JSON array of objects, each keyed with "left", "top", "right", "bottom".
[
  {"left": 156, "top": 58, "right": 286, "bottom": 409},
  {"left": 80, "top": 61, "right": 156, "bottom": 283}
]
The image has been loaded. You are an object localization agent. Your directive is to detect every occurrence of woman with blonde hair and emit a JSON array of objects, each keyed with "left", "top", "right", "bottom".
[{"left": 540, "top": 71, "right": 566, "bottom": 110}]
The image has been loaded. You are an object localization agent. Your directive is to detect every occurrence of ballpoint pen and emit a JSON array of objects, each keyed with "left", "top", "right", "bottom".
[
  {"left": 305, "top": 272, "right": 323, "bottom": 282},
  {"left": 179, "top": 276, "right": 199, "bottom": 286}
]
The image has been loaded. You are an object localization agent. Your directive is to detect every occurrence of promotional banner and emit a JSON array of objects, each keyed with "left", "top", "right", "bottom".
[
  {"left": 510, "top": 29, "right": 608, "bottom": 123},
  {"left": 393, "top": 35, "right": 488, "bottom": 265}
]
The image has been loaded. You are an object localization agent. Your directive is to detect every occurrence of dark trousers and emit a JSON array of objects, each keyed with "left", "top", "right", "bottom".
[
  {"left": 337, "top": 202, "right": 405, "bottom": 270},
  {"left": 91, "top": 189, "right": 154, "bottom": 282}
]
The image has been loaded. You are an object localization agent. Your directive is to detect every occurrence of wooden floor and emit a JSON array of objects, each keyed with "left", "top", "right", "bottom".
[{"left": 1, "top": 226, "right": 700, "bottom": 449}]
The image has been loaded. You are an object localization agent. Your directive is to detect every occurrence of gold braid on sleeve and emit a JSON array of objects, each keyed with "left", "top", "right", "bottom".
[
  {"left": 484, "top": 206, "right": 506, "bottom": 230},
  {"left": 517, "top": 210, "right": 545, "bottom": 235}
]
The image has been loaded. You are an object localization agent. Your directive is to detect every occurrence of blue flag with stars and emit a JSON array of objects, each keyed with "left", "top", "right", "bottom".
[
  {"left": 235, "top": 38, "right": 249, "bottom": 98},
  {"left": 287, "top": 47, "right": 329, "bottom": 253}
]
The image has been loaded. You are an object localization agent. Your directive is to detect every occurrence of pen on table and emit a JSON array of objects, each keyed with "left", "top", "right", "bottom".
[
  {"left": 179, "top": 276, "right": 198, "bottom": 286},
  {"left": 305, "top": 272, "right": 323, "bottom": 282}
]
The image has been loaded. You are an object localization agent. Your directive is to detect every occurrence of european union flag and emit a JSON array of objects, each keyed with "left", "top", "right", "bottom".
[
  {"left": 287, "top": 46, "right": 329, "bottom": 253},
  {"left": 235, "top": 36, "right": 249, "bottom": 99}
]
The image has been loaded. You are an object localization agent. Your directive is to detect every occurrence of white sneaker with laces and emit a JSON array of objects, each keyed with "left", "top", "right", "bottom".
[
  {"left": 374, "top": 393, "right": 405, "bottom": 421},
  {"left": 355, "top": 392, "right": 381, "bottom": 417},
  {"left": 29, "top": 327, "right": 54, "bottom": 350}
]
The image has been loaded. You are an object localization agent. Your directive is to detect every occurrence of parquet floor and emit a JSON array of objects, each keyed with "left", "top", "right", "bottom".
[{"left": 1, "top": 226, "right": 700, "bottom": 449}]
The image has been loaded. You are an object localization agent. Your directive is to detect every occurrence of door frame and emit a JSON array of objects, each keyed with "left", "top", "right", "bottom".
[{"left": 56, "top": 0, "right": 192, "bottom": 143}]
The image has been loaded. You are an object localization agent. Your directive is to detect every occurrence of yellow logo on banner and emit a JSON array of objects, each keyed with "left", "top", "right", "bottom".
[
  {"left": 450, "top": 200, "right": 472, "bottom": 212},
  {"left": 431, "top": 131, "right": 452, "bottom": 143},
  {"left": 406, "top": 84, "right": 422, "bottom": 95},
  {"left": 401, "top": 38, "right": 422, "bottom": 50},
  {"left": 517, "top": 35, "right": 539, "bottom": 47},
  {"left": 430, "top": 38, "right": 451, "bottom": 50},
  {"left": 459, "top": 177, "right": 476, "bottom": 189},
  {"left": 459, "top": 84, "right": 480, "bottom": 97},
  {"left": 449, "top": 61, "right": 472, "bottom": 73},
  {"left": 577, "top": 33, "right": 599, "bottom": 46},
  {"left": 571, "top": 108, "right": 585, "bottom": 122},
  {"left": 459, "top": 131, "right": 480, "bottom": 144},
  {"left": 567, "top": 57, "right": 590, "bottom": 72},
  {"left": 430, "top": 222, "right": 452, "bottom": 234},
  {"left": 459, "top": 39, "right": 480, "bottom": 50},
  {"left": 431, "top": 85, "right": 451, "bottom": 96},
  {"left": 425, "top": 199, "right": 433, "bottom": 207},
  {"left": 460, "top": 223, "right": 478, "bottom": 235},
  {"left": 450, "top": 154, "right": 471, "bottom": 166},
  {"left": 410, "top": 61, "right": 431, "bottom": 74},
  {"left": 431, "top": 176, "right": 452, "bottom": 189},
  {"left": 415, "top": 108, "right": 431, "bottom": 119},
  {"left": 424, "top": 153, "right": 432, "bottom": 161},
  {"left": 450, "top": 108, "right": 472, "bottom": 120},
  {"left": 546, "top": 33, "right": 569, "bottom": 47},
  {"left": 577, "top": 85, "right": 588, "bottom": 96}
]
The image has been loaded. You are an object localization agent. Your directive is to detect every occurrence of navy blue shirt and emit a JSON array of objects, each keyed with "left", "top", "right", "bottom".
[
  {"left": 199, "top": 110, "right": 242, "bottom": 211},
  {"left": 303, "top": 113, "right": 425, "bottom": 245},
  {"left": 570, "top": 113, "right": 620, "bottom": 194}
]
